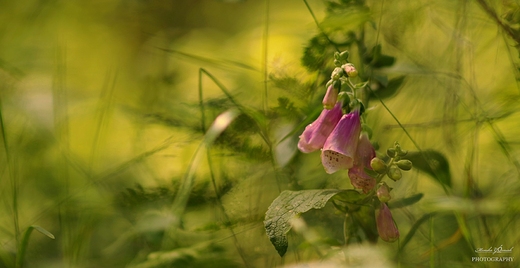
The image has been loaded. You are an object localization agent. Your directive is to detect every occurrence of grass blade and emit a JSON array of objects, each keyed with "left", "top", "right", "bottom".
[{"left": 16, "top": 225, "right": 55, "bottom": 268}]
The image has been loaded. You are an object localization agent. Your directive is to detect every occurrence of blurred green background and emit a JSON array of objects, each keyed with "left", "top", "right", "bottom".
[{"left": 1, "top": 0, "right": 520, "bottom": 267}]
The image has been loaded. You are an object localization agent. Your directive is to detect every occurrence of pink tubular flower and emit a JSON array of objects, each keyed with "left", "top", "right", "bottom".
[
  {"left": 322, "top": 84, "right": 338, "bottom": 109},
  {"left": 348, "top": 132, "right": 376, "bottom": 193},
  {"left": 376, "top": 203, "right": 399, "bottom": 242},
  {"left": 376, "top": 183, "right": 392, "bottom": 202},
  {"left": 321, "top": 110, "right": 361, "bottom": 174},
  {"left": 298, "top": 103, "right": 343, "bottom": 153},
  {"left": 353, "top": 133, "right": 376, "bottom": 168},
  {"left": 348, "top": 167, "right": 376, "bottom": 194}
]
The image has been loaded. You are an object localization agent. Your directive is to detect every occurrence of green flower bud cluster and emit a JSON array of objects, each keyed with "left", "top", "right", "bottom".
[
  {"left": 370, "top": 141, "right": 412, "bottom": 181},
  {"left": 323, "top": 50, "right": 363, "bottom": 112},
  {"left": 376, "top": 182, "right": 392, "bottom": 203}
]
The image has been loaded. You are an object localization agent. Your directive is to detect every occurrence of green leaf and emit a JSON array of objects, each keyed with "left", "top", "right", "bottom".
[
  {"left": 398, "top": 213, "right": 436, "bottom": 253},
  {"left": 32, "top": 225, "right": 55, "bottom": 239},
  {"left": 331, "top": 189, "right": 366, "bottom": 213},
  {"left": 264, "top": 189, "right": 342, "bottom": 257},
  {"left": 402, "top": 150, "right": 452, "bottom": 188},
  {"left": 301, "top": 35, "right": 329, "bottom": 72},
  {"left": 365, "top": 44, "right": 395, "bottom": 68},
  {"left": 17, "top": 225, "right": 55, "bottom": 268},
  {"left": 388, "top": 193, "right": 424, "bottom": 209},
  {"left": 351, "top": 204, "right": 378, "bottom": 243},
  {"left": 369, "top": 76, "right": 406, "bottom": 100},
  {"left": 422, "top": 196, "right": 507, "bottom": 215},
  {"left": 373, "top": 54, "right": 396, "bottom": 68},
  {"left": 320, "top": 7, "right": 371, "bottom": 33}
]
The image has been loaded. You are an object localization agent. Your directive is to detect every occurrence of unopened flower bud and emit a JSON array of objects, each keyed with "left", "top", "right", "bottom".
[
  {"left": 342, "top": 63, "right": 358, "bottom": 78},
  {"left": 377, "top": 183, "right": 392, "bottom": 202},
  {"left": 394, "top": 141, "right": 401, "bottom": 151},
  {"left": 387, "top": 165, "right": 402, "bottom": 181},
  {"left": 396, "top": 159, "right": 413, "bottom": 171},
  {"left": 386, "top": 148, "right": 396, "bottom": 158},
  {"left": 334, "top": 52, "right": 340, "bottom": 60},
  {"left": 370, "top": 157, "right": 387, "bottom": 174},
  {"left": 339, "top": 51, "right": 350, "bottom": 61},
  {"left": 398, "top": 149, "right": 408, "bottom": 156},
  {"left": 376, "top": 203, "right": 399, "bottom": 242},
  {"left": 331, "top": 67, "right": 344, "bottom": 80},
  {"left": 322, "top": 83, "right": 339, "bottom": 109}
]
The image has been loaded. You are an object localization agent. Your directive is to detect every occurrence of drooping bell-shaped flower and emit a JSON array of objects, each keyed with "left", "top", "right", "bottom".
[
  {"left": 298, "top": 103, "right": 343, "bottom": 153},
  {"left": 322, "top": 84, "right": 338, "bottom": 109},
  {"left": 376, "top": 203, "right": 399, "bottom": 242},
  {"left": 347, "top": 132, "right": 377, "bottom": 193},
  {"left": 353, "top": 132, "right": 376, "bottom": 169},
  {"left": 348, "top": 167, "right": 376, "bottom": 193},
  {"left": 321, "top": 110, "right": 361, "bottom": 174},
  {"left": 376, "top": 182, "right": 392, "bottom": 203},
  {"left": 342, "top": 63, "right": 358, "bottom": 78}
]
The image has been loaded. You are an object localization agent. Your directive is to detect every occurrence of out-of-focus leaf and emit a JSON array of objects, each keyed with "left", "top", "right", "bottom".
[
  {"left": 32, "top": 225, "right": 55, "bottom": 239},
  {"left": 331, "top": 189, "right": 366, "bottom": 213},
  {"left": 369, "top": 76, "right": 406, "bottom": 100},
  {"left": 388, "top": 193, "right": 424, "bottom": 209},
  {"left": 351, "top": 204, "right": 378, "bottom": 243},
  {"left": 264, "top": 189, "right": 342, "bottom": 257},
  {"left": 17, "top": 225, "right": 55, "bottom": 268},
  {"left": 373, "top": 74, "right": 389, "bottom": 87},
  {"left": 402, "top": 150, "right": 452, "bottom": 188},
  {"left": 364, "top": 44, "right": 395, "bottom": 68},
  {"left": 422, "top": 196, "right": 508, "bottom": 215},
  {"left": 301, "top": 35, "right": 330, "bottom": 72},
  {"left": 320, "top": 6, "right": 371, "bottom": 34},
  {"left": 128, "top": 242, "right": 240, "bottom": 268},
  {"left": 171, "top": 109, "right": 240, "bottom": 223},
  {"left": 398, "top": 213, "right": 436, "bottom": 253},
  {"left": 373, "top": 55, "right": 396, "bottom": 68}
]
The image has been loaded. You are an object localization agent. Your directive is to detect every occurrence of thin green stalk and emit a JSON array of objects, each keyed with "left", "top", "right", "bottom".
[
  {"left": 262, "top": 0, "right": 270, "bottom": 114},
  {"left": 16, "top": 227, "right": 34, "bottom": 268},
  {"left": 371, "top": 88, "right": 451, "bottom": 194},
  {"left": 53, "top": 43, "right": 75, "bottom": 266},
  {"left": 0, "top": 98, "right": 18, "bottom": 245},
  {"left": 162, "top": 109, "right": 240, "bottom": 249},
  {"left": 302, "top": 0, "right": 340, "bottom": 52},
  {"left": 157, "top": 47, "right": 257, "bottom": 71},
  {"left": 89, "top": 69, "right": 117, "bottom": 175},
  {"left": 374, "top": 0, "right": 385, "bottom": 49},
  {"left": 16, "top": 226, "right": 55, "bottom": 268},
  {"left": 198, "top": 68, "right": 251, "bottom": 268},
  {"left": 205, "top": 152, "right": 251, "bottom": 268},
  {"left": 199, "top": 69, "right": 282, "bottom": 193},
  {"left": 429, "top": 217, "right": 434, "bottom": 268},
  {"left": 198, "top": 69, "right": 207, "bottom": 132},
  {"left": 199, "top": 69, "right": 269, "bottom": 144},
  {"left": 475, "top": 0, "right": 520, "bottom": 46}
]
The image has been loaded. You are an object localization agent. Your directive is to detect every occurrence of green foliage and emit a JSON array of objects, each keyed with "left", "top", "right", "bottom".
[
  {"left": 1, "top": 0, "right": 520, "bottom": 267},
  {"left": 264, "top": 190, "right": 342, "bottom": 257},
  {"left": 302, "top": 34, "right": 337, "bottom": 73},
  {"left": 398, "top": 213, "right": 435, "bottom": 254},
  {"left": 369, "top": 76, "right": 406, "bottom": 100},
  {"left": 17, "top": 225, "right": 55, "bottom": 268},
  {"left": 403, "top": 150, "right": 452, "bottom": 188},
  {"left": 127, "top": 242, "right": 240, "bottom": 268},
  {"left": 388, "top": 193, "right": 423, "bottom": 209},
  {"left": 363, "top": 44, "right": 395, "bottom": 68}
]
